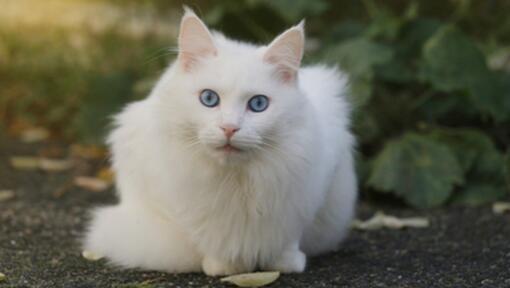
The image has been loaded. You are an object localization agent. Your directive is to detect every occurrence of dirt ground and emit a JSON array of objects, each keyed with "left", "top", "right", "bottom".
[{"left": 1, "top": 138, "right": 509, "bottom": 288}]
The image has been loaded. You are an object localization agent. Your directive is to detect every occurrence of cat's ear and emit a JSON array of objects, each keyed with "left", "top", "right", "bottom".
[
  {"left": 178, "top": 6, "right": 217, "bottom": 71},
  {"left": 263, "top": 21, "right": 305, "bottom": 83}
]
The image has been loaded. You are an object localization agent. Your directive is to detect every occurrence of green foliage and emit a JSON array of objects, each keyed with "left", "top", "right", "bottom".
[
  {"left": 368, "top": 133, "right": 463, "bottom": 208},
  {"left": 346, "top": 3, "right": 509, "bottom": 207},
  {"left": 1, "top": 0, "right": 509, "bottom": 207},
  {"left": 325, "top": 38, "right": 393, "bottom": 106},
  {"left": 428, "top": 128, "right": 507, "bottom": 205},
  {"left": 420, "top": 26, "right": 508, "bottom": 121}
]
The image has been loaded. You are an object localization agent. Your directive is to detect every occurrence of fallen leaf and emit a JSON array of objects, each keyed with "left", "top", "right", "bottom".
[
  {"left": 0, "top": 190, "right": 15, "bottom": 202},
  {"left": 10, "top": 156, "right": 40, "bottom": 170},
  {"left": 39, "top": 158, "right": 72, "bottom": 171},
  {"left": 220, "top": 271, "right": 280, "bottom": 287},
  {"left": 352, "top": 211, "right": 429, "bottom": 230},
  {"left": 0, "top": 272, "right": 5, "bottom": 281},
  {"left": 70, "top": 144, "right": 107, "bottom": 159},
  {"left": 82, "top": 250, "right": 103, "bottom": 261},
  {"left": 493, "top": 202, "right": 510, "bottom": 214},
  {"left": 10, "top": 156, "right": 72, "bottom": 172},
  {"left": 96, "top": 167, "right": 114, "bottom": 183},
  {"left": 74, "top": 177, "right": 110, "bottom": 192},
  {"left": 20, "top": 127, "right": 49, "bottom": 143}
]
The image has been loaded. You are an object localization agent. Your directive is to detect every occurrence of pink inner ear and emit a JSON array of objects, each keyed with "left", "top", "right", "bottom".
[
  {"left": 179, "top": 52, "right": 197, "bottom": 72},
  {"left": 265, "top": 56, "right": 298, "bottom": 83},
  {"left": 179, "top": 48, "right": 215, "bottom": 72},
  {"left": 280, "top": 70, "right": 295, "bottom": 83},
  {"left": 263, "top": 27, "right": 304, "bottom": 83},
  {"left": 178, "top": 15, "right": 217, "bottom": 72}
]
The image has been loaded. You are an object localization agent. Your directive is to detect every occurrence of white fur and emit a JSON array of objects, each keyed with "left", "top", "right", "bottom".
[{"left": 84, "top": 11, "right": 357, "bottom": 276}]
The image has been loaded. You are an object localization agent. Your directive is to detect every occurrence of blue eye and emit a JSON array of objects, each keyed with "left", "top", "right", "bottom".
[
  {"left": 247, "top": 95, "right": 269, "bottom": 112},
  {"left": 199, "top": 89, "right": 220, "bottom": 107}
]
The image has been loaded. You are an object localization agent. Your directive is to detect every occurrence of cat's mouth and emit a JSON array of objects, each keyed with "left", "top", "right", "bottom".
[{"left": 216, "top": 143, "right": 242, "bottom": 153}]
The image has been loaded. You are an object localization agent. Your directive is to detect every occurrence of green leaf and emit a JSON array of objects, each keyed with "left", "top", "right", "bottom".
[
  {"left": 451, "top": 183, "right": 506, "bottom": 206},
  {"left": 428, "top": 128, "right": 497, "bottom": 173},
  {"left": 325, "top": 38, "right": 393, "bottom": 106},
  {"left": 368, "top": 133, "right": 463, "bottom": 208},
  {"left": 364, "top": 9, "right": 404, "bottom": 40},
  {"left": 421, "top": 26, "right": 486, "bottom": 91},
  {"left": 428, "top": 128, "right": 508, "bottom": 205},
  {"left": 400, "top": 19, "right": 442, "bottom": 59},
  {"left": 420, "top": 26, "right": 507, "bottom": 121},
  {"left": 375, "top": 19, "right": 442, "bottom": 83},
  {"left": 328, "top": 38, "right": 394, "bottom": 76}
]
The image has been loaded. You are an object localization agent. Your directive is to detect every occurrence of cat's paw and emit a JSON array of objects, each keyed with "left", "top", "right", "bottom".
[
  {"left": 202, "top": 257, "right": 247, "bottom": 276},
  {"left": 267, "top": 248, "right": 306, "bottom": 273}
]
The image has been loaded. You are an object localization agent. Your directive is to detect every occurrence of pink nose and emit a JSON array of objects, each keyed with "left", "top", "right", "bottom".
[{"left": 220, "top": 124, "right": 240, "bottom": 139}]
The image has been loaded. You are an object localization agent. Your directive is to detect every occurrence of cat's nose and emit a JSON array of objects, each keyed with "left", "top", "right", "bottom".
[{"left": 220, "top": 124, "right": 240, "bottom": 139}]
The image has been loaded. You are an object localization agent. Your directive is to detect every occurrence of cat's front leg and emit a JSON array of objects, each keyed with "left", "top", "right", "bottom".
[
  {"left": 264, "top": 243, "right": 306, "bottom": 273},
  {"left": 202, "top": 256, "right": 251, "bottom": 276}
]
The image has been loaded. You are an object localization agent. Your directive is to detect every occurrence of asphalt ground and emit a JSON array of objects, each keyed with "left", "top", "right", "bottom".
[{"left": 1, "top": 138, "right": 509, "bottom": 288}]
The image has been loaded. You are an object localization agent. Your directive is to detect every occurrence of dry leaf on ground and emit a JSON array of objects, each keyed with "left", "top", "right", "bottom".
[
  {"left": 220, "top": 271, "right": 280, "bottom": 287},
  {"left": 82, "top": 250, "right": 103, "bottom": 261},
  {"left": 10, "top": 156, "right": 72, "bottom": 172},
  {"left": 74, "top": 177, "right": 110, "bottom": 192},
  {"left": 492, "top": 202, "right": 510, "bottom": 214},
  {"left": 353, "top": 211, "right": 429, "bottom": 230},
  {"left": 96, "top": 167, "right": 115, "bottom": 183},
  {"left": 70, "top": 144, "right": 107, "bottom": 159},
  {"left": 10, "top": 157, "right": 40, "bottom": 169},
  {"left": 0, "top": 272, "right": 5, "bottom": 281},
  {"left": 38, "top": 158, "right": 72, "bottom": 171},
  {"left": 0, "top": 190, "right": 15, "bottom": 202},
  {"left": 20, "top": 128, "right": 49, "bottom": 143}
]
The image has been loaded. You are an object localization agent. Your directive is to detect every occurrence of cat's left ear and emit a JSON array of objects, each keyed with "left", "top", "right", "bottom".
[
  {"left": 178, "top": 7, "right": 217, "bottom": 71},
  {"left": 263, "top": 21, "right": 305, "bottom": 83}
]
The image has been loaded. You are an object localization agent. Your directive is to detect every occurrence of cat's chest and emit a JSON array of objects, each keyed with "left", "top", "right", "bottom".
[
  {"left": 185, "top": 184, "right": 298, "bottom": 262},
  {"left": 173, "top": 170, "right": 302, "bottom": 250}
]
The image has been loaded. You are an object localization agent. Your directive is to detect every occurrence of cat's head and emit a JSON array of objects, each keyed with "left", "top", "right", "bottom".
[{"left": 157, "top": 7, "right": 307, "bottom": 164}]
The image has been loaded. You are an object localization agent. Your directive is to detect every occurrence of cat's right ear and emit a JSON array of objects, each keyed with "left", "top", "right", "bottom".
[
  {"left": 263, "top": 21, "right": 305, "bottom": 84},
  {"left": 178, "top": 7, "right": 217, "bottom": 72}
]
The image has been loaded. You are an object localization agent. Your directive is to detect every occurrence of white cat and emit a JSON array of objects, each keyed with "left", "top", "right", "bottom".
[{"left": 84, "top": 7, "right": 357, "bottom": 276}]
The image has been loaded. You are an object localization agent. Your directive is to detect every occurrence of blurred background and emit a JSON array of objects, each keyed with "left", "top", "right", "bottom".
[{"left": 1, "top": 0, "right": 509, "bottom": 209}]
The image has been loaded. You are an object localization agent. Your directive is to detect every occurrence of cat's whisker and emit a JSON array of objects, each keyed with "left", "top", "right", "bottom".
[{"left": 144, "top": 46, "right": 179, "bottom": 64}]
